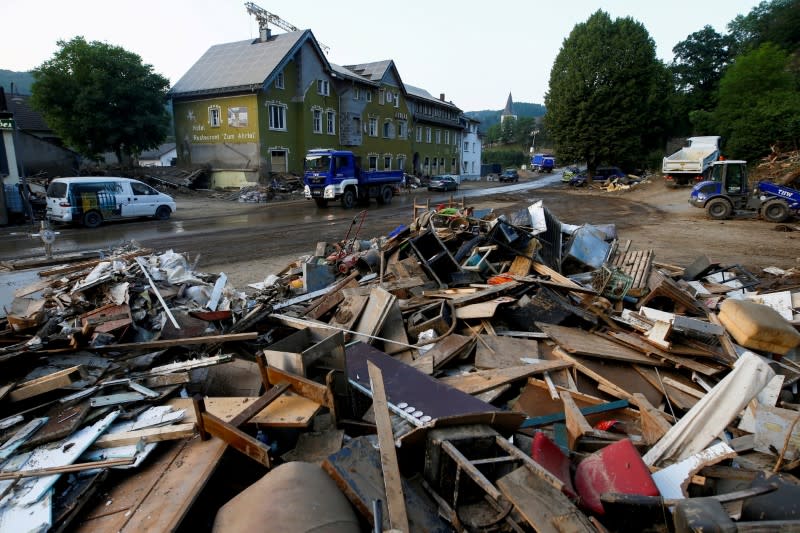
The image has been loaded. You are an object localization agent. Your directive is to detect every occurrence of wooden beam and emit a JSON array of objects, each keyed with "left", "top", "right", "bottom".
[
  {"left": 560, "top": 391, "right": 592, "bottom": 450},
  {"left": 228, "top": 383, "right": 290, "bottom": 427},
  {"left": 192, "top": 396, "right": 272, "bottom": 468},
  {"left": 9, "top": 365, "right": 86, "bottom": 402},
  {"left": 439, "top": 361, "right": 572, "bottom": 395},
  {"left": 632, "top": 393, "right": 673, "bottom": 445},
  {"left": 367, "top": 361, "right": 409, "bottom": 533},
  {"left": 265, "top": 365, "right": 332, "bottom": 408},
  {"left": 93, "top": 332, "right": 257, "bottom": 352},
  {"left": 0, "top": 457, "right": 135, "bottom": 481},
  {"left": 92, "top": 424, "right": 196, "bottom": 448}
]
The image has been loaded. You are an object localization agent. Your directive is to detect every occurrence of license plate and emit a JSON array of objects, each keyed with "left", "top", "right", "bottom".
[{"left": 311, "top": 190, "right": 322, "bottom": 197}]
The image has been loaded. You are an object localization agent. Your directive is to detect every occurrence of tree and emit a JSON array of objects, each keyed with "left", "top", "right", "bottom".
[
  {"left": 31, "top": 37, "right": 170, "bottom": 163},
  {"left": 671, "top": 26, "right": 731, "bottom": 109},
  {"left": 728, "top": 0, "right": 800, "bottom": 56},
  {"left": 709, "top": 43, "right": 800, "bottom": 160},
  {"left": 544, "top": 11, "right": 666, "bottom": 175}
]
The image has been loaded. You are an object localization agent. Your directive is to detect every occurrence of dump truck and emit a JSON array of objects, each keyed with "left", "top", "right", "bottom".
[
  {"left": 303, "top": 149, "right": 403, "bottom": 208},
  {"left": 663, "top": 136, "right": 721, "bottom": 187},
  {"left": 689, "top": 160, "right": 800, "bottom": 222},
  {"left": 531, "top": 153, "right": 555, "bottom": 173}
]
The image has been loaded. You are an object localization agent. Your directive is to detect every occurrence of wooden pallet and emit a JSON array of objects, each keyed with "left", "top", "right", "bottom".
[{"left": 611, "top": 248, "right": 654, "bottom": 297}]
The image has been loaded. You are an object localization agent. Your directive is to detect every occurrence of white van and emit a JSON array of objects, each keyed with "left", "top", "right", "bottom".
[{"left": 46, "top": 177, "right": 177, "bottom": 228}]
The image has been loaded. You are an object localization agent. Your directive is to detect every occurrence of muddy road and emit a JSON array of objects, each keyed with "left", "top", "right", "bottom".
[{"left": 2, "top": 176, "right": 797, "bottom": 287}]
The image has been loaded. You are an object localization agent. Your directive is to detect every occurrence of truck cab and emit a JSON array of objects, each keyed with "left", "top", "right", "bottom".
[{"left": 303, "top": 149, "right": 403, "bottom": 208}]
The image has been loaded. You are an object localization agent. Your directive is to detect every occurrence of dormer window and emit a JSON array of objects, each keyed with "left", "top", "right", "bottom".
[{"left": 317, "top": 80, "right": 330, "bottom": 96}]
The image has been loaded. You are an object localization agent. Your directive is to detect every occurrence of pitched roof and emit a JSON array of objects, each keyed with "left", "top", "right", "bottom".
[
  {"left": 169, "top": 30, "right": 319, "bottom": 97},
  {"left": 502, "top": 92, "right": 514, "bottom": 116},
  {"left": 4, "top": 93, "right": 50, "bottom": 132},
  {"left": 329, "top": 63, "right": 377, "bottom": 85},
  {"left": 404, "top": 84, "right": 461, "bottom": 110},
  {"left": 343, "top": 60, "right": 394, "bottom": 82},
  {"left": 139, "top": 143, "right": 176, "bottom": 159}
]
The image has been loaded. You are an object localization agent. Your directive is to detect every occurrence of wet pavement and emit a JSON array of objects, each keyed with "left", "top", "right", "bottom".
[{"left": 0, "top": 172, "right": 564, "bottom": 263}]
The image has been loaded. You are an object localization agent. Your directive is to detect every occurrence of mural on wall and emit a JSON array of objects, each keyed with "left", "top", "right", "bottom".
[{"left": 228, "top": 107, "right": 249, "bottom": 128}]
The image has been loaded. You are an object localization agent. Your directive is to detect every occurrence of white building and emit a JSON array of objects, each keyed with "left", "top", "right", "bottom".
[{"left": 460, "top": 117, "right": 481, "bottom": 181}]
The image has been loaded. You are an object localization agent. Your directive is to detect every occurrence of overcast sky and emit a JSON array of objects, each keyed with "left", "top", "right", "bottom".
[{"left": 4, "top": 0, "right": 761, "bottom": 111}]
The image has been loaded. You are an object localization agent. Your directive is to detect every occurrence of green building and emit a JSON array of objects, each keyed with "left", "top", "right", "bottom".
[{"left": 169, "top": 29, "right": 470, "bottom": 188}]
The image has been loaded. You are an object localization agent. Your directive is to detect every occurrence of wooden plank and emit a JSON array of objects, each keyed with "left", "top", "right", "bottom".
[
  {"left": 409, "top": 334, "right": 474, "bottom": 375},
  {"left": 38, "top": 249, "right": 151, "bottom": 278},
  {"left": 560, "top": 391, "right": 592, "bottom": 450},
  {"left": 631, "top": 392, "right": 673, "bottom": 445},
  {"left": 635, "top": 366, "right": 700, "bottom": 411},
  {"left": 92, "top": 332, "right": 257, "bottom": 352},
  {"left": 754, "top": 405, "right": 800, "bottom": 462},
  {"left": 9, "top": 365, "right": 86, "bottom": 402},
  {"left": 196, "top": 407, "right": 271, "bottom": 468},
  {"left": 229, "top": 383, "right": 290, "bottom": 427},
  {"left": 439, "top": 361, "right": 572, "bottom": 395},
  {"left": 0, "top": 458, "right": 134, "bottom": 481},
  {"left": 448, "top": 281, "right": 521, "bottom": 307},
  {"left": 537, "top": 322, "right": 666, "bottom": 366},
  {"left": 352, "top": 287, "right": 395, "bottom": 345},
  {"left": 169, "top": 394, "right": 320, "bottom": 428},
  {"left": 455, "top": 296, "right": 516, "bottom": 319},
  {"left": 475, "top": 335, "right": 539, "bottom": 369},
  {"left": 92, "top": 423, "right": 196, "bottom": 448},
  {"left": 378, "top": 300, "right": 414, "bottom": 356},
  {"left": 75, "top": 437, "right": 227, "bottom": 532},
  {"left": 304, "top": 277, "right": 358, "bottom": 319},
  {"left": 601, "top": 330, "right": 724, "bottom": 376},
  {"left": 328, "top": 293, "right": 368, "bottom": 332},
  {"left": 266, "top": 365, "right": 333, "bottom": 409},
  {"left": 367, "top": 361, "right": 409, "bottom": 533},
  {"left": 497, "top": 466, "right": 594, "bottom": 533}
]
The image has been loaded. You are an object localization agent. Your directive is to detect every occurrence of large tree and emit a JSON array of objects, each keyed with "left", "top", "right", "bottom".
[
  {"left": 728, "top": 0, "right": 800, "bottom": 56},
  {"left": 709, "top": 43, "right": 800, "bottom": 160},
  {"left": 544, "top": 11, "right": 666, "bottom": 174},
  {"left": 31, "top": 37, "right": 170, "bottom": 163},
  {"left": 671, "top": 26, "right": 731, "bottom": 109}
]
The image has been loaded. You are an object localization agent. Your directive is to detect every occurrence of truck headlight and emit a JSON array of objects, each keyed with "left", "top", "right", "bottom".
[
  {"left": 324, "top": 186, "right": 335, "bottom": 199},
  {"left": 304, "top": 185, "right": 311, "bottom": 198},
  {"left": 696, "top": 193, "right": 706, "bottom": 201}
]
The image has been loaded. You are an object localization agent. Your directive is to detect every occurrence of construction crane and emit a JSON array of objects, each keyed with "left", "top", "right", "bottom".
[{"left": 244, "top": 2, "right": 330, "bottom": 54}]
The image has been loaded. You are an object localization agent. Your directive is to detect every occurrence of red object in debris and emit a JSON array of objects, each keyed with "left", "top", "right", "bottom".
[
  {"left": 487, "top": 274, "right": 515, "bottom": 285},
  {"left": 574, "top": 438, "right": 659, "bottom": 516},
  {"left": 594, "top": 419, "right": 621, "bottom": 432},
  {"left": 530, "top": 432, "right": 577, "bottom": 499}
]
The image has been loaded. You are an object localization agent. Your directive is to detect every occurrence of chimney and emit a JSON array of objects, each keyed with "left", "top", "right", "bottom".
[
  {"left": 259, "top": 26, "right": 271, "bottom": 42},
  {"left": 440, "top": 93, "right": 445, "bottom": 101}
]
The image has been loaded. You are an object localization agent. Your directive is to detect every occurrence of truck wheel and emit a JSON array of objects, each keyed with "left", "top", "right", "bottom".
[
  {"left": 82, "top": 210, "right": 103, "bottom": 228},
  {"left": 762, "top": 199, "right": 789, "bottom": 223},
  {"left": 341, "top": 189, "right": 356, "bottom": 209},
  {"left": 377, "top": 186, "right": 393, "bottom": 205},
  {"left": 314, "top": 198, "right": 328, "bottom": 208},
  {"left": 706, "top": 198, "right": 732, "bottom": 220}
]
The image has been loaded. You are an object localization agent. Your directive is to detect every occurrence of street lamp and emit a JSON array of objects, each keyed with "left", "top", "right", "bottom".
[{"left": 530, "top": 130, "right": 539, "bottom": 154}]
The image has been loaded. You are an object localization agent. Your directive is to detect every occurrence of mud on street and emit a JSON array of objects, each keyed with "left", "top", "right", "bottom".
[{"left": 153, "top": 178, "right": 799, "bottom": 287}]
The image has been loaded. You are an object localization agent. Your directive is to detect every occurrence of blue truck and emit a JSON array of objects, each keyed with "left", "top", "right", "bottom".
[
  {"left": 303, "top": 149, "right": 404, "bottom": 208},
  {"left": 689, "top": 160, "right": 800, "bottom": 222},
  {"left": 531, "top": 153, "right": 555, "bottom": 173}
]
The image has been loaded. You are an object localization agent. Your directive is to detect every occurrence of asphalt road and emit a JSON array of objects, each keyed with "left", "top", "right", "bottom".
[{"left": 0, "top": 173, "right": 565, "bottom": 265}]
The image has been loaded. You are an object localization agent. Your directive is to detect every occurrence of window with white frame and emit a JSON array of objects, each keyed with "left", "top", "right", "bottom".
[
  {"left": 397, "top": 156, "right": 405, "bottom": 171},
  {"left": 463, "top": 141, "right": 469, "bottom": 152},
  {"left": 366, "top": 90, "right": 372, "bottom": 102},
  {"left": 462, "top": 161, "right": 468, "bottom": 173},
  {"left": 269, "top": 104, "right": 287, "bottom": 130},
  {"left": 444, "top": 131, "right": 450, "bottom": 145},
  {"left": 368, "top": 117, "right": 378, "bottom": 137},
  {"left": 384, "top": 155, "right": 392, "bottom": 169},
  {"left": 317, "top": 80, "right": 330, "bottom": 96},
  {"left": 326, "top": 111, "right": 336, "bottom": 135},
  {"left": 368, "top": 155, "right": 378, "bottom": 171},
  {"left": 426, "top": 127, "right": 432, "bottom": 143},
  {"left": 312, "top": 109, "right": 322, "bottom": 133},
  {"left": 353, "top": 116, "right": 361, "bottom": 135},
  {"left": 435, "top": 130, "right": 441, "bottom": 144},
  {"left": 379, "top": 89, "right": 385, "bottom": 105},
  {"left": 471, "top": 161, "right": 476, "bottom": 173},
  {"left": 416, "top": 126, "right": 422, "bottom": 142},
  {"left": 393, "top": 93, "right": 400, "bottom": 108},
  {"left": 275, "top": 70, "right": 284, "bottom": 89},
  {"left": 208, "top": 106, "right": 221, "bottom": 128},
  {"left": 397, "top": 120, "right": 407, "bottom": 139},
  {"left": 353, "top": 87, "right": 360, "bottom": 100},
  {"left": 385, "top": 91, "right": 393, "bottom": 105}
]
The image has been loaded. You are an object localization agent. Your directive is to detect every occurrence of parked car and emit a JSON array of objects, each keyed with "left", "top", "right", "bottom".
[
  {"left": 428, "top": 176, "right": 459, "bottom": 192},
  {"left": 499, "top": 169, "right": 519, "bottom": 183},
  {"left": 569, "top": 166, "right": 626, "bottom": 187}
]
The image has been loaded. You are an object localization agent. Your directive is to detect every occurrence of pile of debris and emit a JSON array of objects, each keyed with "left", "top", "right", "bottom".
[{"left": 1, "top": 198, "right": 800, "bottom": 531}]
